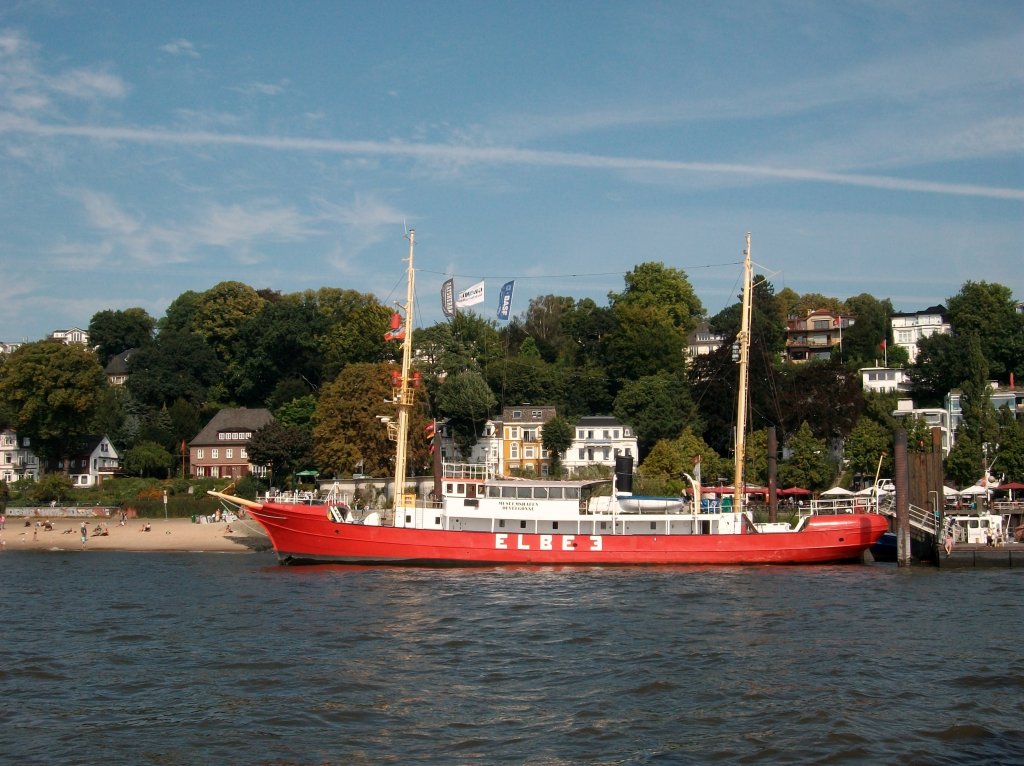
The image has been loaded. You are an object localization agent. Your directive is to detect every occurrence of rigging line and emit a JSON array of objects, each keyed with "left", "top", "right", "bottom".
[{"left": 416, "top": 261, "right": 742, "bottom": 282}]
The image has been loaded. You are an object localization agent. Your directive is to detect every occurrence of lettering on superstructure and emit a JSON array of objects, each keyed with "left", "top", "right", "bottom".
[{"left": 492, "top": 533, "right": 603, "bottom": 552}]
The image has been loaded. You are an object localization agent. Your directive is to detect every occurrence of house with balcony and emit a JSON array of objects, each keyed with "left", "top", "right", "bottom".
[
  {"left": 502, "top": 405, "right": 557, "bottom": 476},
  {"left": 686, "top": 322, "right": 725, "bottom": 362},
  {"left": 48, "top": 327, "right": 90, "bottom": 346},
  {"left": 859, "top": 366, "right": 911, "bottom": 394},
  {"left": 0, "top": 428, "right": 40, "bottom": 483},
  {"left": 891, "top": 305, "right": 950, "bottom": 363},
  {"left": 785, "top": 310, "right": 853, "bottom": 363},
  {"left": 189, "top": 407, "right": 274, "bottom": 479},
  {"left": 561, "top": 416, "right": 638, "bottom": 475},
  {"left": 51, "top": 435, "right": 120, "bottom": 487}
]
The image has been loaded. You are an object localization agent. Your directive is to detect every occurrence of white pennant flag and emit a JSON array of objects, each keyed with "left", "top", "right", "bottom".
[{"left": 455, "top": 280, "right": 485, "bottom": 308}]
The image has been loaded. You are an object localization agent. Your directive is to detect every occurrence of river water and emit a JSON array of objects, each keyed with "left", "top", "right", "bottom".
[{"left": 1, "top": 551, "right": 1022, "bottom": 765}]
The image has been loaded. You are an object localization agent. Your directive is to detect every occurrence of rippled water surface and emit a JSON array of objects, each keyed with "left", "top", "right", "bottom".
[{"left": 1, "top": 551, "right": 1022, "bottom": 765}]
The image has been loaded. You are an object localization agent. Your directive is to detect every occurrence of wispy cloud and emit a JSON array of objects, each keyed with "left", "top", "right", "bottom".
[
  {"left": 159, "top": 38, "right": 199, "bottom": 58},
  {"left": 2, "top": 115, "right": 1021, "bottom": 201},
  {"left": 233, "top": 80, "right": 288, "bottom": 97}
]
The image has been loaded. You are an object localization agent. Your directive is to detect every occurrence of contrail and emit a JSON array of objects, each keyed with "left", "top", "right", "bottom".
[{"left": 4, "top": 115, "right": 1023, "bottom": 201}]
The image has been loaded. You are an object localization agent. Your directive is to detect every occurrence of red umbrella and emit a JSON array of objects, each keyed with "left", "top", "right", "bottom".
[{"left": 779, "top": 487, "right": 811, "bottom": 497}]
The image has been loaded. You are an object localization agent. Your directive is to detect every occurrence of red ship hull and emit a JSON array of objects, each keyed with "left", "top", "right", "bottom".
[{"left": 248, "top": 502, "right": 889, "bottom": 566}]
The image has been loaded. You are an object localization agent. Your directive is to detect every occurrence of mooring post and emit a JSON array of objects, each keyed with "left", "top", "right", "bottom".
[
  {"left": 767, "top": 426, "right": 778, "bottom": 523},
  {"left": 894, "top": 428, "right": 911, "bottom": 567}
]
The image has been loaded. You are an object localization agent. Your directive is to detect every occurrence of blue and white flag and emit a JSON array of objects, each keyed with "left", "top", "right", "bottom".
[
  {"left": 456, "top": 280, "right": 485, "bottom": 308},
  {"left": 496, "top": 280, "right": 515, "bottom": 321}
]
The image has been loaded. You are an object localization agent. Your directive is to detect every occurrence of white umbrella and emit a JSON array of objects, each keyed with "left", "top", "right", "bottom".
[
  {"left": 958, "top": 484, "right": 988, "bottom": 496},
  {"left": 854, "top": 486, "right": 875, "bottom": 497},
  {"left": 821, "top": 486, "right": 854, "bottom": 497},
  {"left": 942, "top": 485, "right": 959, "bottom": 497}
]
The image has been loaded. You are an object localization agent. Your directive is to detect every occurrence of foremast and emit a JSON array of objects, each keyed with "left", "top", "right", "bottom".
[
  {"left": 391, "top": 229, "right": 416, "bottom": 525},
  {"left": 732, "top": 232, "right": 753, "bottom": 516}
]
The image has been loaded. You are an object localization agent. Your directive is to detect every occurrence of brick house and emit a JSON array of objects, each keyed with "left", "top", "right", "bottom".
[{"left": 189, "top": 407, "right": 274, "bottom": 479}]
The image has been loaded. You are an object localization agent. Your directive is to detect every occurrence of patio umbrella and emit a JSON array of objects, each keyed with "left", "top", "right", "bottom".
[
  {"left": 821, "top": 486, "right": 854, "bottom": 497},
  {"left": 958, "top": 484, "right": 988, "bottom": 496},
  {"left": 779, "top": 487, "right": 811, "bottom": 497}
]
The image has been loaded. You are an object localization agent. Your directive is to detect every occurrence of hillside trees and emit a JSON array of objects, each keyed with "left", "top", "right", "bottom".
[
  {"left": 0, "top": 341, "right": 107, "bottom": 469},
  {"left": 435, "top": 370, "right": 498, "bottom": 457},
  {"left": 247, "top": 421, "right": 314, "bottom": 487},
  {"left": 88, "top": 307, "right": 156, "bottom": 363},
  {"left": 613, "top": 372, "right": 698, "bottom": 458}
]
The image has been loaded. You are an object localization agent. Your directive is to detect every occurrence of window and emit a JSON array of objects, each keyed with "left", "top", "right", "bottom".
[
  {"left": 212, "top": 449, "right": 219, "bottom": 459},
  {"left": 197, "top": 449, "right": 205, "bottom": 459},
  {"left": 578, "top": 449, "right": 585, "bottom": 459},
  {"left": 226, "top": 449, "right": 234, "bottom": 459},
  {"left": 510, "top": 444, "right": 519, "bottom": 459},
  {"left": 240, "top": 448, "right": 247, "bottom": 459},
  {"left": 512, "top": 410, "right": 522, "bottom": 419},
  {"left": 524, "top": 447, "right": 535, "bottom": 459}
]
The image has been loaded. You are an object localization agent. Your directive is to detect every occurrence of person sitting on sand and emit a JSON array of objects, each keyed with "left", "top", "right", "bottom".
[{"left": 142, "top": 523, "right": 152, "bottom": 532}]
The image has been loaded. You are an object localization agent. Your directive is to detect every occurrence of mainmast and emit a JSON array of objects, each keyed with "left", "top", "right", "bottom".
[
  {"left": 391, "top": 229, "right": 416, "bottom": 524},
  {"left": 732, "top": 232, "right": 753, "bottom": 515}
]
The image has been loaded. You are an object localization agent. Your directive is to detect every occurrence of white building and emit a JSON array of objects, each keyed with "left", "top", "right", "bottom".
[
  {"left": 686, "top": 322, "right": 725, "bottom": 360},
  {"left": 0, "top": 429, "right": 40, "bottom": 483},
  {"left": 48, "top": 327, "right": 90, "bottom": 346},
  {"left": 562, "top": 416, "right": 638, "bottom": 475},
  {"left": 860, "top": 366, "right": 911, "bottom": 394},
  {"left": 890, "top": 306, "right": 950, "bottom": 363}
]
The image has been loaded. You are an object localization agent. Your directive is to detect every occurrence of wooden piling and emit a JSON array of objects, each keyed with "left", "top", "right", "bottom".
[
  {"left": 894, "top": 428, "right": 911, "bottom": 567},
  {"left": 767, "top": 426, "right": 778, "bottom": 523}
]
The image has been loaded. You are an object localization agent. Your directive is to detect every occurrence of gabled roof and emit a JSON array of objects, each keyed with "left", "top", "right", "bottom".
[
  {"left": 68, "top": 435, "right": 118, "bottom": 461},
  {"left": 891, "top": 304, "right": 947, "bottom": 318},
  {"left": 104, "top": 348, "right": 138, "bottom": 375},
  {"left": 190, "top": 408, "right": 274, "bottom": 446}
]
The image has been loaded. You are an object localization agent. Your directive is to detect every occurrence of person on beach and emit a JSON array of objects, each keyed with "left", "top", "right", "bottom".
[
  {"left": 80, "top": 521, "right": 88, "bottom": 545},
  {"left": 944, "top": 530, "right": 954, "bottom": 556},
  {"left": 0, "top": 513, "right": 5, "bottom": 531}
]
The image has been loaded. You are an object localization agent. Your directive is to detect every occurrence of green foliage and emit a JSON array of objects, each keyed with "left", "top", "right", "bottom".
[
  {"left": 123, "top": 441, "right": 174, "bottom": 478},
  {"left": 639, "top": 427, "right": 725, "bottom": 494},
  {"left": 947, "top": 281, "right": 1024, "bottom": 382},
  {"left": 274, "top": 395, "right": 317, "bottom": 429},
  {"left": 88, "top": 307, "right": 155, "bottom": 363},
  {"left": 435, "top": 370, "right": 498, "bottom": 456},
  {"left": 30, "top": 473, "right": 74, "bottom": 503},
  {"left": 614, "top": 373, "right": 698, "bottom": 459},
  {"left": 127, "top": 329, "right": 225, "bottom": 408},
  {"left": 778, "top": 422, "right": 835, "bottom": 491},
  {"left": 945, "top": 432, "right": 983, "bottom": 487},
  {"left": 994, "top": 408, "right": 1024, "bottom": 482},
  {"left": 841, "top": 294, "right": 893, "bottom": 368},
  {"left": 246, "top": 421, "right": 313, "bottom": 487},
  {"left": 844, "top": 417, "right": 892, "bottom": 478},
  {"left": 541, "top": 415, "right": 574, "bottom": 475},
  {"left": 0, "top": 341, "right": 108, "bottom": 465},
  {"left": 608, "top": 262, "right": 704, "bottom": 336},
  {"left": 194, "top": 281, "right": 266, "bottom": 366},
  {"left": 0, "top": 479, "right": 9, "bottom": 511}
]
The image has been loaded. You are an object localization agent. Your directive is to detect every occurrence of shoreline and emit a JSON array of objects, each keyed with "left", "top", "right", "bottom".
[{"left": 0, "top": 516, "right": 271, "bottom": 553}]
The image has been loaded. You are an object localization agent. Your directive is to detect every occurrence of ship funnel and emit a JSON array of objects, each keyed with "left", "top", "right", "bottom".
[{"left": 614, "top": 455, "right": 634, "bottom": 495}]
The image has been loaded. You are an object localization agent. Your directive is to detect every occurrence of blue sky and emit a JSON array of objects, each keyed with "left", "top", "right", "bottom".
[{"left": 1, "top": 1, "right": 1021, "bottom": 343}]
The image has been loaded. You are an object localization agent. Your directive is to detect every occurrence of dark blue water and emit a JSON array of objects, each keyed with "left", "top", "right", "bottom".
[{"left": 1, "top": 551, "right": 1022, "bottom": 765}]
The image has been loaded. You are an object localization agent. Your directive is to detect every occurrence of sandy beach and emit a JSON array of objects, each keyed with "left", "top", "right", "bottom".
[{"left": 0, "top": 516, "right": 271, "bottom": 553}]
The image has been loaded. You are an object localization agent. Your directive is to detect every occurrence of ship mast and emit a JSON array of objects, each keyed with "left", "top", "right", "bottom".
[
  {"left": 732, "top": 232, "right": 753, "bottom": 515},
  {"left": 392, "top": 229, "right": 416, "bottom": 524}
]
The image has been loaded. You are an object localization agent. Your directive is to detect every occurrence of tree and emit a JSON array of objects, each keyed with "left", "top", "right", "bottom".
[
  {"left": 193, "top": 281, "right": 266, "bottom": 367},
  {"left": 123, "top": 441, "right": 174, "bottom": 478},
  {"left": 523, "top": 294, "right": 576, "bottom": 362},
  {"left": 311, "top": 288, "right": 392, "bottom": 380},
  {"left": 274, "top": 395, "right": 317, "bottom": 430},
  {"left": 613, "top": 373, "right": 698, "bottom": 459},
  {"left": 0, "top": 341, "right": 107, "bottom": 470},
  {"left": 247, "top": 421, "right": 313, "bottom": 488},
  {"left": 778, "top": 422, "right": 835, "bottom": 491},
  {"left": 435, "top": 370, "right": 498, "bottom": 457},
  {"left": 600, "top": 303, "right": 687, "bottom": 383},
  {"left": 910, "top": 332, "right": 971, "bottom": 406},
  {"left": 312, "top": 363, "right": 432, "bottom": 477},
  {"left": 609, "top": 262, "right": 704, "bottom": 336},
  {"left": 776, "top": 359, "right": 864, "bottom": 443},
  {"left": 945, "top": 431, "right": 983, "bottom": 488},
  {"left": 126, "top": 329, "right": 225, "bottom": 408},
  {"left": 994, "top": 408, "right": 1024, "bottom": 482},
  {"left": 844, "top": 417, "right": 892, "bottom": 480},
  {"left": 638, "top": 427, "right": 724, "bottom": 495},
  {"left": 541, "top": 415, "right": 574, "bottom": 476},
  {"left": 946, "top": 281, "right": 1024, "bottom": 382},
  {"left": 29, "top": 473, "right": 73, "bottom": 503},
  {"left": 957, "top": 333, "right": 999, "bottom": 450},
  {"left": 229, "top": 294, "right": 324, "bottom": 406},
  {"left": 841, "top": 294, "right": 893, "bottom": 368},
  {"left": 88, "top": 308, "right": 156, "bottom": 363}
]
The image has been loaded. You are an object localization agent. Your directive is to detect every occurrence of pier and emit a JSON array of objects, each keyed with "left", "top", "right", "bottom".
[{"left": 936, "top": 543, "right": 1024, "bottom": 568}]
